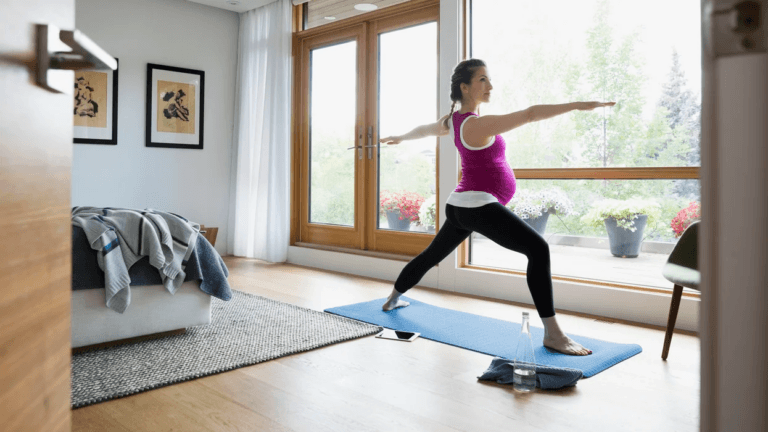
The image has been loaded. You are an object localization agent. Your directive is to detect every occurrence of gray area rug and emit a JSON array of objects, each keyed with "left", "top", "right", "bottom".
[{"left": 71, "top": 290, "right": 382, "bottom": 408}]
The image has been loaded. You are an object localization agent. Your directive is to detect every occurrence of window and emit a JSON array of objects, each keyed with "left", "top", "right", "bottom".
[
  {"left": 466, "top": 0, "right": 701, "bottom": 290},
  {"left": 304, "top": 0, "right": 412, "bottom": 30}
]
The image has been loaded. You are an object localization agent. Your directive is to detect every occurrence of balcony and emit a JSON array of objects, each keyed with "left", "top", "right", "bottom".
[{"left": 471, "top": 233, "right": 687, "bottom": 290}]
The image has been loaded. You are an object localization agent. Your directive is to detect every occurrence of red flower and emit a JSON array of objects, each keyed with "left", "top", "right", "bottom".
[
  {"left": 379, "top": 190, "right": 426, "bottom": 223},
  {"left": 671, "top": 201, "right": 701, "bottom": 238}
]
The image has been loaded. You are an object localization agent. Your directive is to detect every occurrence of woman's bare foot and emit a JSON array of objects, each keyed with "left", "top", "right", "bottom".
[
  {"left": 541, "top": 315, "right": 592, "bottom": 356},
  {"left": 543, "top": 334, "right": 592, "bottom": 356},
  {"left": 382, "top": 287, "right": 410, "bottom": 311}
]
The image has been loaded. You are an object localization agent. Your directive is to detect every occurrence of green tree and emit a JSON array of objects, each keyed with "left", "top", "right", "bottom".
[
  {"left": 658, "top": 49, "right": 700, "bottom": 134},
  {"left": 566, "top": 0, "right": 647, "bottom": 169},
  {"left": 551, "top": 0, "right": 691, "bottom": 240},
  {"left": 310, "top": 134, "right": 355, "bottom": 226},
  {"left": 657, "top": 49, "right": 701, "bottom": 200},
  {"left": 476, "top": 0, "right": 579, "bottom": 170}
]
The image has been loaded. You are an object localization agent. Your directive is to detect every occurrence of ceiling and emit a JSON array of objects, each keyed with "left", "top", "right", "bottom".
[
  {"left": 186, "top": 0, "right": 400, "bottom": 19},
  {"left": 185, "top": 0, "right": 277, "bottom": 14}
]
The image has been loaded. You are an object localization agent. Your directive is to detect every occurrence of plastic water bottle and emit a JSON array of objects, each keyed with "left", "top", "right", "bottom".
[{"left": 513, "top": 311, "right": 537, "bottom": 392}]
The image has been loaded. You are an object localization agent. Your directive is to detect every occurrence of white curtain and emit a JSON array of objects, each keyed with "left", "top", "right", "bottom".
[{"left": 230, "top": 0, "right": 292, "bottom": 262}]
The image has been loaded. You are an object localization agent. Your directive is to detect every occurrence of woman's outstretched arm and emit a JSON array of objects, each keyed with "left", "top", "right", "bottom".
[
  {"left": 380, "top": 114, "right": 451, "bottom": 145},
  {"left": 529, "top": 101, "right": 614, "bottom": 122},
  {"left": 462, "top": 101, "right": 615, "bottom": 147}
]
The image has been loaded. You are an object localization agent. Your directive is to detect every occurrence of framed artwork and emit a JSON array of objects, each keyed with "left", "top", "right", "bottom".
[
  {"left": 145, "top": 63, "right": 205, "bottom": 150},
  {"left": 73, "top": 57, "right": 118, "bottom": 145}
]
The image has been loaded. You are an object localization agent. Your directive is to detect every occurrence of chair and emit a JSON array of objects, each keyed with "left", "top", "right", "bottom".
[{"left": 661, "top": 221, "right": 700, "bottom": 360}]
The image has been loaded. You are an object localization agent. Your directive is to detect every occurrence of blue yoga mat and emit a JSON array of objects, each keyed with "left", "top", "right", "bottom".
[{"left": 325, "top": 296, "right": 642, "bottom": 378}]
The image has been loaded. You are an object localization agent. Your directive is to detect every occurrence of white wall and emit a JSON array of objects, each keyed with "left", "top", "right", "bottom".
[{"left": 73, "top": 0, "right": 238, "bottom": 255}]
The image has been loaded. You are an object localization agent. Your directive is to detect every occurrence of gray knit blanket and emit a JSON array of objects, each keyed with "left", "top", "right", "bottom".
[{"left": 72, "top": 207, "right": 201, "bottom": 313}]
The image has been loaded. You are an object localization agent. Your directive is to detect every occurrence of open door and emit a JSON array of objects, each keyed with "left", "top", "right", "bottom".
[
  {"left": 700, "top": 1, "right": 768, "bottom": 430},
  {"left": 0, "top": 2, "right": 116, "bottom": 430}
]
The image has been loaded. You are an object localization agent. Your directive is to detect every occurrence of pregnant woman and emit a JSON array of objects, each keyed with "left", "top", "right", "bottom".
[{"left": 379, "top": 58, "right": 615, "bottom": 356}]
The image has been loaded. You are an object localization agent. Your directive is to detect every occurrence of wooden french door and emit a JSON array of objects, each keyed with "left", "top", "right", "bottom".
[
  {"left": 296, "top": 1, "right": 440, "bottom": 256},
  {"left": 298, "top": 25, "right": 368, "bottom": 249}
]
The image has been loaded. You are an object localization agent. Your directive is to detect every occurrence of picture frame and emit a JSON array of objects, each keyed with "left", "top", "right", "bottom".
[
  {"left": 73, "top": 58, "right": 118, "bottom": 145},
  {"left": 145, "top": 63, "right": 205, "bottom": 150}
]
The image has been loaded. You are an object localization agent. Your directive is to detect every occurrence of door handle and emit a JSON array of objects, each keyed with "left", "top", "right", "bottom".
[
  {"left": 36, "top": 24, "right": 118, "bottom": 94},
  {"left": 366, "top": 126, "right": 376, "bottom": 159},
  {"left": 347, "top": 126, "right": 377, "bottom": 160}
]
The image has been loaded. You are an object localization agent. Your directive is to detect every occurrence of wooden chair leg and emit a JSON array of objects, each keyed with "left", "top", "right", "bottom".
[{"left": 662, "top": 284, "right": 684, "bottom": 360}]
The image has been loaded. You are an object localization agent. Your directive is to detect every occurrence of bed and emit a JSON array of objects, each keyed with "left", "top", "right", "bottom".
[
  {"left": 71, "top": 212, "right": 231, "bottom": 349},
  {"left": 71, "top": 281, "right": 212, "bottom": 348}
]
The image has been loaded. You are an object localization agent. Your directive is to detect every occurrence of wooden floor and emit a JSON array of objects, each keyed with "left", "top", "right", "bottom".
[{"left": 71, "top": 256, "right": 701, "bottom": 432}]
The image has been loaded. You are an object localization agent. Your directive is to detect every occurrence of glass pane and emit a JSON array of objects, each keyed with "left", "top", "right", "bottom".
[
  {"left": 309, "top": 41, "right": 356, "bottom": 226},
  {"left": 471, "top": 0, "right": 702, "bottom": 169},
  {"left": 306, "top": 0, "right": 411, "bottom": 30},
  {"left": 377, "top": 22, "right": 438, "bottom": 233},
  {"left": 469, "top": 179, "right": 701, "bottom": 290}
]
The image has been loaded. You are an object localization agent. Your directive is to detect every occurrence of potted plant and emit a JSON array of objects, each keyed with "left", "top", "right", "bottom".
[
  {"left": 418, "top": 195, "right": 437, "bottom": 232},
  {"left": 580, "top": 197, "right": 662, "bottom": 258},
  {"left": 506, "top": 187, "right": 575, "bottom": 235},
  {"left": 379, "top": 190, "right": 425, "bottom": 231},
  {"left": 671, "top": 201, "right": 700, "bottom": 238}
]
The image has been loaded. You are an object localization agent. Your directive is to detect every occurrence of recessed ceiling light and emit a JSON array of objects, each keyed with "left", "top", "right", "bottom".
[
  {"left": 354, "top": 3, "right": 378, "bottom": 11},
  {"left": 324, "top": 16, "right": 336, "bottom": 20},
  {"left": 226, "top": 0, "right": 241, "bottom": 5}
]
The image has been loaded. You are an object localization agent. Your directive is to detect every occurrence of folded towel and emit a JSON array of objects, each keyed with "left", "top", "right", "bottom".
[{"left": 477, "top": 357, "right": 583, "bottom": 390}]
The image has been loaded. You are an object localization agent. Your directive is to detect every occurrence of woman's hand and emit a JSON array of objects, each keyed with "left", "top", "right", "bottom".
[
  {"left": 579, "top": 101, "right": 616, "bottom": 111},
  {"left": 380, "top": 136, "right": 403, "bottom": 145}
]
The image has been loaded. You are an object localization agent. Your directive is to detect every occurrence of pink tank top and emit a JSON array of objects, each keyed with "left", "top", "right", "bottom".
[{"left": 451, "top": 111, "right": 517, "bottom": 205}]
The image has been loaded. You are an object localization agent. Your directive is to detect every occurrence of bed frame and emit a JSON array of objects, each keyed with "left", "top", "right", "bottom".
[{"left": 71, "top": 281, "right": 212, "bottom": 349}]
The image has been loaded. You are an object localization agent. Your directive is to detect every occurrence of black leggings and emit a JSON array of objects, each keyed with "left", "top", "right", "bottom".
[{"left": 394, "top": 202, "right": 556, "bottom": 318}]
